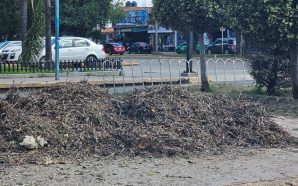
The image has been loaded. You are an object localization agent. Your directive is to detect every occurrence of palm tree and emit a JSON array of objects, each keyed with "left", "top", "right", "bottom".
[
  {"left": 20, "top": 0, "right": 28, "bottom": 42},
  {"left": 45, "top": 0, "right": 52, "bottom": 62},
  {"left": 21, "top": 0, "right": 45, "bottom": 62}
]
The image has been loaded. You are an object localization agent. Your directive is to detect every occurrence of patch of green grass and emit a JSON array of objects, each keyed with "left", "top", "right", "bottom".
[{"left": 190, "top": 83, "right": 298, "bottom": 118}]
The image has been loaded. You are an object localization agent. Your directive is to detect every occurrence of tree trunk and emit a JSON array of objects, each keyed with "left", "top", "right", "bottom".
[
  {"left": 186, "top": 30, "right": 193, "bottom": 72},
  {"left": 45, "top": 0, "right": 52, "bottom": 62},
  {"left": 236, "top": 33, "right": 241, "bottom": 54},
  {"left": 290, "top": 43, "right": 298, "bottom": 99},
  {"left": 20, "top": 0, "right": 28, "bottom": 42},
  {"left": 199, "top": 32, "right": 209, "bottom": 92}
]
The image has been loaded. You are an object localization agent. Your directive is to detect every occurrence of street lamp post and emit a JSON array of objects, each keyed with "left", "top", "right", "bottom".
[
  {"left": 220, "top": 26, "right": 225, "bottom": 54},
  {"left": 55, "top": 0, "right": 60, "bottom": 80}
]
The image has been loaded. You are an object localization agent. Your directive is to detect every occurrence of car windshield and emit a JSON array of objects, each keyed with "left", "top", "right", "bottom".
[
  {"left": 0, "top": 42, "right": 10, "bottom": 49},
  {"left": 8, "top": 43, "right": 21, "bottom": 47}
]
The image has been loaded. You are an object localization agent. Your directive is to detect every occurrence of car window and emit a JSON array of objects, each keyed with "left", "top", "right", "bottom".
[
  {"left": 213, "top": 39, "right": 222, "bottom": 45},
  {"left": 111, "top": 43, "right": 122, "bottom": 47},
  {"left": 74, "top": 39, "right": 89, "bottom": 47},
  {"left": 60, "top": 39, "right": 73, "bottom": 48}
]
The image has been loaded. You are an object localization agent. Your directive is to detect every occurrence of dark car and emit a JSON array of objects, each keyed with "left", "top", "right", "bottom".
[
  {"left": 176, "top": 42, "right": 201, "bottom": 54},
  {"left": 206, "top": 38, "right": 236, "bottom": 54},
  {"left": 104, "top": 43, "right": 126, "bottom": 55},
  {"left": 127, "top": 42, "right": 152, "bottom": 54}
]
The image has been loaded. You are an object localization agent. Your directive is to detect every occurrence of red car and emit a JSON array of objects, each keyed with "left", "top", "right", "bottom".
[{"left": 104, "top": 43, "right": 126, "bottom": 55}]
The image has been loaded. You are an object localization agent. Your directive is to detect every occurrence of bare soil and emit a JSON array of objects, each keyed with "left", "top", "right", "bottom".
[{"left": 1, "top": 117, "right": 298, "bottom": 186}]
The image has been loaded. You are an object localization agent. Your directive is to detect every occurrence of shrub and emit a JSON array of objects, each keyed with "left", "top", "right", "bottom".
[{"left": 247, "top": 53, "right": 291, "bottom": 95}]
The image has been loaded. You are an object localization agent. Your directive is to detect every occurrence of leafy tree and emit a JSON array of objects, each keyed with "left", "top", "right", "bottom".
[
  {"left": 0, "top": 1, "right": 20, "bottom": 40},
  {"left": 60, "top": 0, "right": 112, "bottom": 37},
  {"left": 153, "top": 0, "right": 224, "bottom": 91},
  {"left": 224, "top": 0, "right": 298, "bottom": 98},
  {"left": 108, "top": 0, "right": 125, "bottom": 27}
]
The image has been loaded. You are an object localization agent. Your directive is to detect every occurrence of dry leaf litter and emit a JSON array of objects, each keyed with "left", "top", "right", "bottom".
[{"left": 0, "top": 82, "right": 297, "bottom": 164}]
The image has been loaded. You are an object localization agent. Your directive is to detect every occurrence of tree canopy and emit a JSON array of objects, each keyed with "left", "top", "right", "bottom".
[
  {"left": 60, "top": 0, "right": 112, "bottom": 37},
  {"left": 224, "top": 0, "right": 297, "bottom": 98},
  {"left": 153, "top": 0, "right": 223, "bottom": 33},
  {"left": 0, "top": 0, "right": 20, "bottom": 41},
  {"left": 224, "top": 0, "right": 297, "bottom": 50}
]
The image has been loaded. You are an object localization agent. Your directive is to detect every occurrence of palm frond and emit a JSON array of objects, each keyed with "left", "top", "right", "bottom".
[{"left": 21, "top": 0, "right": 45, "bottom": 62}]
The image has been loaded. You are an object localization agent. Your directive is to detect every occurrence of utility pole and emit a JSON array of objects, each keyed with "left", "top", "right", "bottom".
[
  {"left": 220, "top": 26, "right": 225, "bottom": 54},
  {"left": 155, "top": 21, "right": 158, "bottom": 52},
  {"left": 55, "top": 0, "right": 60, "bottom": 80}
]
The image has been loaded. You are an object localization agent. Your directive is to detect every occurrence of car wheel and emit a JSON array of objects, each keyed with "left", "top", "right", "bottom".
[
  {"left": 137, "top": 49, "right": 141, "bottom": 54},
  {"left": 224, "top": 49, "right": 229, "bottom": 54},
  {"left": 120, "top": 53, "right": 124, "bottom": 55},
  {"left": 108, "top": 50, "right": 113, "bottom": 55},
  {"left": 207, "top": 50, "right": 212, "bottom": 54},
  {"left": 85, "top": 55, "right": 97, "bottom": 68}
]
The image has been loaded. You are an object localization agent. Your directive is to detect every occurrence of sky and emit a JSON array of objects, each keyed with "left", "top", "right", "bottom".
[
  {"left": 114, "top": 0, "right": 153, "bottom": 7},
  {"left": 133, "top": 0, "right": 152, "bottom": 7}
]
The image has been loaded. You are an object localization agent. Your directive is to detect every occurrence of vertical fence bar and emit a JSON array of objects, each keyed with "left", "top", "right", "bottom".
[
  {"left": 233, "top": 60, "right": 236, "bottom": 84},
  {"left": 140, "top": 61, "right": 145, "bottom": 87},
  {"left": 242, "top": 60, "right": 246, "bottom": 84},
  {"left": 102, "top": 61, "right": 106, "bottom": 89},
  {"left": 149, "top": 60, "right": 153, "bottom": 86},
  {"left": 197, "top": 60, "right": 200, "bottom": 85},
  {"left": 122, "top": 61, "right": 126, "bottom": 93},
  {"left": 7, "top": 61, "right": 10, "bottom": 73},
  {"left": 215, "top": 60, "right": 218, "bottom": 82},
  {"left": 159, "top": 59, "right": 163, "bottom": 85},
  {"left": 112, "top": 61, "right": 116, "bottom": 93},
  {"left": 131, "top": 61, "right": 135, "bottom": 87},
  {"left": 169, "top": 61, "right": 172, "bottom": 86},
  {"left": 178, "top": 60, "right": 182, "bottom": 85},
  {"left": 3, "top": 61, "right": 6, "bottom": 73}
]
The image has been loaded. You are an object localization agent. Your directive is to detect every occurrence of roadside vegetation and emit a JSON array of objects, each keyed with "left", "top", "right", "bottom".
[{"left": 189, "top": 83, "right": 298, "bottom": 118}]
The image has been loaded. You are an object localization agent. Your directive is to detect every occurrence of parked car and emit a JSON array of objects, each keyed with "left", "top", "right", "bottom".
[
  {"left": 206, "top": 38, "right": 236, "bottom": 54},
  {"left": 0, "top": 41, "right": 22, "bottom": 61},
  {"left": 104, "top": 43, "right": 126, "bottom": 55},
  {"left": 127, "top": 42, "right": 152, "bottom": 54},
  {"left": 176, "top": 42, "right": 201, "bottom": 54}
]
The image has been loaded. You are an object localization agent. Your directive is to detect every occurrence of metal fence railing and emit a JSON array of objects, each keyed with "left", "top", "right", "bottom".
[
  {"left": 100, "top": 58, "right": 254, "bottom": 93},
  {"left": 0, "top": 58, "right": 123, "bottom": 73},
  {"left": 0, "top": 57, "right": 254, "bottom": 93}
]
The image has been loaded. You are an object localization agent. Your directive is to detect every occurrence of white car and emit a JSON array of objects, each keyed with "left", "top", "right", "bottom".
[
  {"left": 0, "top": 41, "right": 22, "bottom": 61},
  {"left": 39, "top": 37, "right": 106, "bottom": 62},
  {"left": 1, "top": 37, "right": 106, "bottom": 63}
]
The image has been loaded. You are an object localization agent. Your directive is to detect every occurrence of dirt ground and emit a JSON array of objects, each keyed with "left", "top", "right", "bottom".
[{"left": 0, "top": 116, "right": 298, "bottom": 186}]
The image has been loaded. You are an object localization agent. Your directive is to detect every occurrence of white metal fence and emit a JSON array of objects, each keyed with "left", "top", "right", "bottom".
[{"left": 101, "top": 58, "right": 253, "bottom": 93}]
